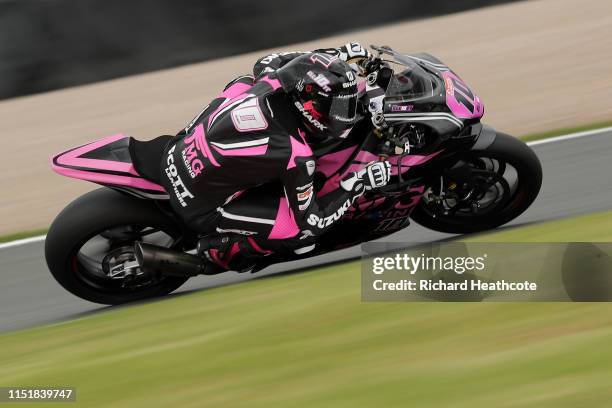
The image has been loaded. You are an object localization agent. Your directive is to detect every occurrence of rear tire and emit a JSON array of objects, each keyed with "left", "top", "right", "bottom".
[
  {"left": 410, "top": 132, "right": 542, "bottom": 234},
  {"left": 45, "top": 189, "right": 189, "bottom": 305}
]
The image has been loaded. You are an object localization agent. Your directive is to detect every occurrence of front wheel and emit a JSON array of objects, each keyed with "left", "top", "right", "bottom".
[
  {"left": 45, "top": 189, "right": 189, "bottom": 305},
  {"left": 410, "top": 132, "right": 542, "bottom": 234}
]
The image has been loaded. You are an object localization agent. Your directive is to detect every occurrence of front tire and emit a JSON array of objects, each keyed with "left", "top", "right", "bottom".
[
  {"left": 45, "top": 189, "right": 189, "bottom": 305},
  {"left": 410, "top": 132, "right": 542, "bottom": 234}
]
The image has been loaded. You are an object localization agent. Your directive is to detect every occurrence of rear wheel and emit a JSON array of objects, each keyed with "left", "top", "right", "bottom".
[
  {"left": 410, "top": 132, "right": 542, "bottom": 234},
  {"left": 45, "top": 189, "right": 189, "bottom": 305}
]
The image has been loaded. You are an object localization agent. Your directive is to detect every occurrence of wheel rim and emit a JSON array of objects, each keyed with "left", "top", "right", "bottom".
[
  {"left": 421, "top": 155, "right": 521, "bottom": 222},
  {"left": 71, "top": 225, "right": 177, "bottom": 294}
]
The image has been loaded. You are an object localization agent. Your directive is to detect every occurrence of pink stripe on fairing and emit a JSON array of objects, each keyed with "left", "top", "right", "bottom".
[
  {"left": 317, "top": 162, "right": 367, "bottom": 197},
  {"left": 287, "top": 135, "right": 313, "bottom": 170},
  {"left": 442, "top": 71, "right": 484, "bottom": 119},
  {"left": 317, "top": 173, "right": 343, "bottom": 197},
  {"left": 51, "top": 162, "right": 166, "bottom": 192},
  {"left": 355, "top": 196, "right": 386, "bottom": 211},
  {"left": 268, "top": 197, "right": 300, "bottom": 240},
  {"left": 258, "top": 75, "right": 282, "bottom": 90},
  {"left": 352, "top": 151, "right": 378, "bottom": 164},
  {"left": 219, "top": 82, "right": 252, "bottom": 99},
  {"left": 193, "top": 123, "right": 220, "bottom": 167},
  {"left": 388, "top": 151, "right": 442, "bottom": 175},
  {"left": 212, "top": 144, "right": 268, "bottom": 157},
  {"left": 349, "top": 150, "right": 442, "bottom": 175},
  {"left": 55, "top": 134, "right": 139, "bottom": 176},
  {"left": 316, "top": 145, "right": 358, "bottom": 177}
]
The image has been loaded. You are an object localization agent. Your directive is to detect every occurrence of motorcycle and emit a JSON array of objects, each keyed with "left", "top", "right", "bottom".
[{"left": 45, "top": 45, "right": 542, "bottom": 304}]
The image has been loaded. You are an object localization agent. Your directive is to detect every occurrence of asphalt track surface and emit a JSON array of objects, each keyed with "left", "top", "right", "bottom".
[{"left": 1, "top": 129, "right": 612, "bottom": 333}]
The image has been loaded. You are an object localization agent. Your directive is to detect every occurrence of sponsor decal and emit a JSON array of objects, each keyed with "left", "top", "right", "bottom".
[
  {"left": 260, "top": 53, "right": 280, "bottom": 65},
  {"left": 444, "top": 75, "right": 454, "bottom": 96},
  {"left": 307, "top": 198, "right": 352, "bottom": 229},
  {"left": 165, "top": 145, "right": 195, "bottom": 207},
  {"left": 343, "top": 71, "right": 356, "bottom": 88},
  {"left": 299, "top": 229, "right": 315, "bottom": 240},
  {"left": 297, "top": 189, "right": 312, "bottom": 201},
  {"left": 259, "top": 51, "right": 305, "bottom": 65},
  {"left": 294, "top": 101, "right": 326, "bottom": 131},
  {"left": 442, "top": 71, "right": 482, "bottom": 118},
  {"left": 310, "top": 53, "right": 339, "bottom": 68},
  {"left": 297, "top": 185, "right": 314, "bottom": 211},
  {"left": 296, "top": 79, "right": 305, "bottom": 91},
  {"left": 181, "top": 132, "right": 205, "bottom": 178},
  {"left": 391, "top": 104, "right": 414, "bottom": 112},
  {"left": 332, "top": 113, "right": 356, "bottom": 123},
  {"left": 230, "top": 98, "right": 268, "bottom": 131},
  {"left": 339, "top": 127, "right": 353, "bottom": 139},
  {"left": 306, "top": 70, "right": 332, "bottom": 92}
]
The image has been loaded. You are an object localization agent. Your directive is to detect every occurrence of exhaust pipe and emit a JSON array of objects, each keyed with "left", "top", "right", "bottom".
[{"left": 135, "top": 242, "right": 211, "bottom": 277}]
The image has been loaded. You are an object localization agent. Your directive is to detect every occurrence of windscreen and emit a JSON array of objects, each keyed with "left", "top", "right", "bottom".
[
  {"left": 372, "top": 47, "right": 440, "bottom": 101},
  {"left": 385, "top": 65, "right": 436, "bottom": 100}
]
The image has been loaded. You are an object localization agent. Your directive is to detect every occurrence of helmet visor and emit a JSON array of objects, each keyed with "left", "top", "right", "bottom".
[{"left": 328, "top": 92, "right": 359, "bottom": 129}]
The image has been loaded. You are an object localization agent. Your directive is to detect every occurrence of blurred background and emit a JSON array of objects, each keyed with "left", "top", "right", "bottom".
[{"left": 0, "top": 0, "right": 522, "bottom": 100}]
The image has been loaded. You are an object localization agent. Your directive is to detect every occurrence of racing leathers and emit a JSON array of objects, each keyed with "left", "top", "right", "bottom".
[{"left": 160, "top": 43, "right": 390, "bottom": 272}]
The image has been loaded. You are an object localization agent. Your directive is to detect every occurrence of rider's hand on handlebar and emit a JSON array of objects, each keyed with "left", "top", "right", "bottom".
[
  {"left": 339, "top": 43, "right": 375, "bottom": 76},
  {"left": 340, "top": 42, "right": 371, "bottom": 64},
  {"left": 340, "top": 161, "right": 391, "bottom": 195},
  {"left": 363, "top": 161, "right": 392, "bottom": 190},
  {"left": 359, "top": 57, "right": 382, "bottom": 76}
]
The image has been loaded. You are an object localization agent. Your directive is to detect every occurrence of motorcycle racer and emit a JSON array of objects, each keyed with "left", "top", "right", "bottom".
[{"left": 160, "top": 43, "right": 391, "bottom": 272}]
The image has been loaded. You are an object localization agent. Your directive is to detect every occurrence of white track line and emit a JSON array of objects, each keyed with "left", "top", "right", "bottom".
[
  {"left": 526, "top": 125, "right": 612, "bottom": 147},
  {"left": 0, "top": 125, "right": 610, "bottom": 251},
  {"left": 0, "top": 235, "right": 46, "bottom": 251}
]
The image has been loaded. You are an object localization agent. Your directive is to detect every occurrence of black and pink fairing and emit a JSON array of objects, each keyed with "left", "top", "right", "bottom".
[
  {"left": 51, "top": 134, "right": 169, "bottom": 199},
  {"left": 50, "top": 129, "right": 439, "bottom": 223}
]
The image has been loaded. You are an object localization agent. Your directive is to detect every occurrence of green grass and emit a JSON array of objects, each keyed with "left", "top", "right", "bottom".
[
  {"left": 469, "top": 211, "right": 612, "bottom": 242},
  {"left": 0, "top": 228, "right": 46, "bottom": 244},
  {"left": 520, "top": 119, "right": 612, "bottom": 143},
  {"left": 2, "top": 211, "right": 612, "bottom": 407}
]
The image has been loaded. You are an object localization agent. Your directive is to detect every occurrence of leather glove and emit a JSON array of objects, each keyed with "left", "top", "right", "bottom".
[
  {"left": 362, "top": 160, "right": 391, "bottom": 190},
  {"left": 338, "top": 42, "right": 371, "bottom": 75},
  {"left": 339, "top": 42, "right": 371, "bottom": 64},
  {"left": 340, "top": 161, "right": 392, "bottom": 196}
]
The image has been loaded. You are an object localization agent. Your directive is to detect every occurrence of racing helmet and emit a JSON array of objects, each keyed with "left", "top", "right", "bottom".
[{"left": 276, "top": 52, "right": 359, "bottom": 137}]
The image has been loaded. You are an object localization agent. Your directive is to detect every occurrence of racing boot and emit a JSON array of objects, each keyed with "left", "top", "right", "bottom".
[{"left": 197, "top": 234, "right": 273, "bottom": 273}]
